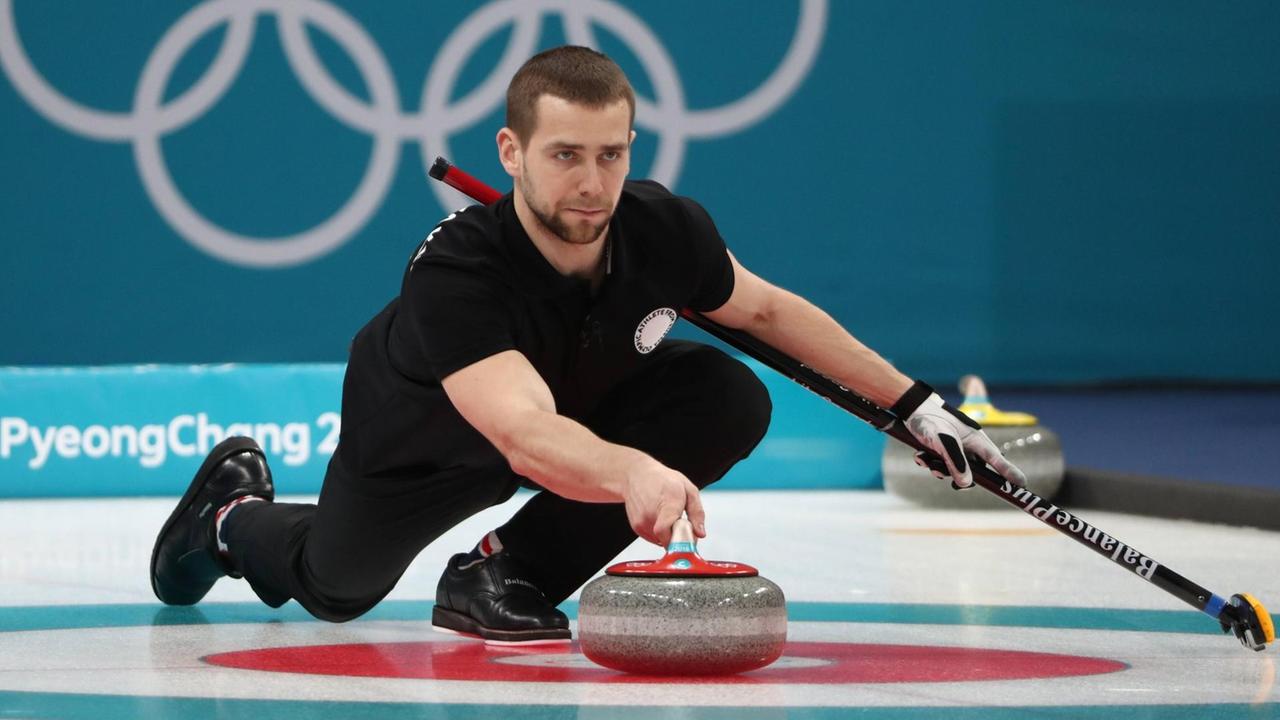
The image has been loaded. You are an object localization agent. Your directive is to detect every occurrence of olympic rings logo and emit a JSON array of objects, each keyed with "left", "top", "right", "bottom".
[{"left": 1, "top": 0, "right": 826, "bottom": 268}]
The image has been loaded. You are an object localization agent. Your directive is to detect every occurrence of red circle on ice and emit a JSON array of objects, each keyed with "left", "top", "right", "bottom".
[{"left": 203, "top": 641, "right": 1127, "bottom": 684}]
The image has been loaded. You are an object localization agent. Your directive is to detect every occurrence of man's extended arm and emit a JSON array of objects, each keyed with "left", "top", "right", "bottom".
[
  {"left": 701, "top": 252, "right": 913, "bottom": 408},
  {"left": 703, "top": 252, "right": 1026, "bottom": 489}
]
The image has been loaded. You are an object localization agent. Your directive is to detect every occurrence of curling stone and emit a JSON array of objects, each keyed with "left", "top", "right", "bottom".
[
  {"left": 883, "top": 375, "right": 1064, "bottom": 509},
  {"left": 577, "top": 518, "right": 787, "bottom": 675}
]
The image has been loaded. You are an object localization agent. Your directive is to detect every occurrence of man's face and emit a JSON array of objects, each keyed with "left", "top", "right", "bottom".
[{"left": 512, "top": 95, "right": 633, "bottom": 245}]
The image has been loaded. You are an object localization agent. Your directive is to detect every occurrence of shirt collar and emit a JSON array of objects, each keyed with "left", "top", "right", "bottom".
[{"left": 498, "top": 194, "right": 619, "bottom": 297}]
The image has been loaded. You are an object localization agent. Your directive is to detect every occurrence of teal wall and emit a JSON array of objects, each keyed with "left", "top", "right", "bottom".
[{"left": 3, "top": 1, "right": 1277, "bottom": 383}]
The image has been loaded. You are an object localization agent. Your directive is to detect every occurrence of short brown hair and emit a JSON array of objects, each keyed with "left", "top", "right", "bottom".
[{"left": 505, "top": 46, "right": 635, "bottom": 143}]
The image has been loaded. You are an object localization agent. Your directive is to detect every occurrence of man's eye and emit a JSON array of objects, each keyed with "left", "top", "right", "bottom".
[
  {"left": 602, "top": 151, "right": 620, "bottom": 161},
  {"left": 555, "top": 151, "right": 575, "bottom": 161}
]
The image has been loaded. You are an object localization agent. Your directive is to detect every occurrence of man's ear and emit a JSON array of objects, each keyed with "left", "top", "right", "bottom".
[{"left": 497, "top": 127, "right": 521, "bottom": 179}]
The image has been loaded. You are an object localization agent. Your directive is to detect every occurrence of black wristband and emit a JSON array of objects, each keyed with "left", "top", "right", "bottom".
[{"left": 889, "top": 380, "right": 935, "bottom": 418}]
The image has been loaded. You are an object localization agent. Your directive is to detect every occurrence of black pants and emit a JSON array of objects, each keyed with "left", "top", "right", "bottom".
[{"left": 223, "top": 340, "right": 772, "bottom": 622}]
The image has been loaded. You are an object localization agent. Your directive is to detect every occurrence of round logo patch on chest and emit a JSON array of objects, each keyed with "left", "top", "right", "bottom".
[{"left": 634, "top": 308, "right": 678, "bottom": 354}]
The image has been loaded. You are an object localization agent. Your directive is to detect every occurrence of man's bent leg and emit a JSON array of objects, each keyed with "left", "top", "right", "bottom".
[
  {"left": 496, "top": 341, "right": 772, "bottom": 605},
  {"left": 223, "top": 451, "right": 521, "bottom": 622}
]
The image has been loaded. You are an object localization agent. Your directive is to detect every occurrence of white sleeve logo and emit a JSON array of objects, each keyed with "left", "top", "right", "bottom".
[
  {"left": 634, "top": 308, "right": 679, "bottom": 354},
  {"left": 410, "top": 210, "right": 460, "bottom": 269}
]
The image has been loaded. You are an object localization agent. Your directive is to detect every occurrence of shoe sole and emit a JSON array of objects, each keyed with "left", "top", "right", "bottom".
[
  {"left": 431, "top": 606, "right": 572, "bottom": 644},
  {"left": 149, "top": 436, "right": 264, "bottom": 604}
]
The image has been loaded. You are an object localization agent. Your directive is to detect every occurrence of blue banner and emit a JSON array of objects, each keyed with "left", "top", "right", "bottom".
[
  {"left": 0, "top": 364, "right": 341, "bottom": 496},
  {"left": 0, "top": 360, "right": 883, "bottom": 498}
]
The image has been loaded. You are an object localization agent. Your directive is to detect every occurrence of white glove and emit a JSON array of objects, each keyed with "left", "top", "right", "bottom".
[{"left": 890, "top": 381, "right": 1028, "bottom": 490}]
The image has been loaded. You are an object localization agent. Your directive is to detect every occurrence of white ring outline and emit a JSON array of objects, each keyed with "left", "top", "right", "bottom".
[
  {"left": 132, "top": 0, "right": 401, "bottom": 268},
  {"left": 0, "top": 0, "right": 255, "bottom": 140}
]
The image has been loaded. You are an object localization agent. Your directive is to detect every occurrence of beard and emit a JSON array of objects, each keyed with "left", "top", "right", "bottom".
[{"left": 520, "top": 167, "right": 612, "bottom": 246}]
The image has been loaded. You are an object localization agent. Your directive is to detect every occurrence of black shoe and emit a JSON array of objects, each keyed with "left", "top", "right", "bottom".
[
  {"left": 150, "top": 436, "right": 274, "bottom": 605},
  {"left": 432, "top": 551, "right": 571, "bottom": 644}
]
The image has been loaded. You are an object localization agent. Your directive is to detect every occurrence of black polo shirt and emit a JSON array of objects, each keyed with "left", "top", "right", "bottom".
[
  {"left": 386, "top": 179, "right": 735, "bottom": 421},
  {"left": 336, "top": 180, "right": 733, "bottom": 477}
]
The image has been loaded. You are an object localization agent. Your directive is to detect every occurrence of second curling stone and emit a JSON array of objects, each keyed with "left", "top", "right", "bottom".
[{"left": 883, "top": 375, "right": 1064, "bottom": 508}]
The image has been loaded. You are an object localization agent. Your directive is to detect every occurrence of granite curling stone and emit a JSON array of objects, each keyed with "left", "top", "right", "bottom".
[
  {"left": 883, "top": 375, "right": 1065, "bottom": 509},
  {"left": 578, "top": 519, "right": 787, "bottom": 676}
]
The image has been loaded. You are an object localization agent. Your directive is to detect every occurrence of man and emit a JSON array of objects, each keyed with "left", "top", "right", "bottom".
[{"left": 151, "top": 46, "right": 1026, "bottom": 644}]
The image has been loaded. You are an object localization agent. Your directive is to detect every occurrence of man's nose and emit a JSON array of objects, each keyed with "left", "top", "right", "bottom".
[{"left": 578, "top": 161, "right": 604, "bottom": 195}]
